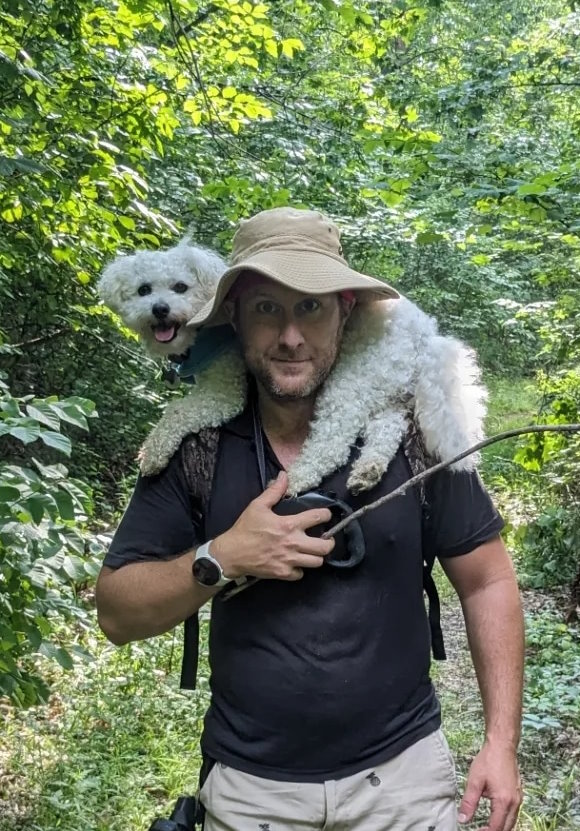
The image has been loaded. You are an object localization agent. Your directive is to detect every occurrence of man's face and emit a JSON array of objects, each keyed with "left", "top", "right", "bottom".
[{"left": 229, "top": 280, "right": 349, "bottom": 402}]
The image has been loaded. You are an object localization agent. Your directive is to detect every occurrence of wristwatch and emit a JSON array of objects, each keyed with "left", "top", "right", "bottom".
[{"left": 192, "top": 540, "right": 232, "bottom": 588}]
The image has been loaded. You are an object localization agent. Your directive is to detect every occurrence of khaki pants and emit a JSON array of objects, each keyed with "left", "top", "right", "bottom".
[{"left": 200, "top": 729, "right": 457, "bottom": 830}]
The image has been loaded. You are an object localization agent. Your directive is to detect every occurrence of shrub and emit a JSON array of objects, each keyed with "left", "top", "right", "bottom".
[{"left": 0, "top": 378, "right": 103, "bottom": 706}]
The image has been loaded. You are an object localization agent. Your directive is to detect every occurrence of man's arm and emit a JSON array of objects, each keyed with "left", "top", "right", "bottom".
[
  {"left": 441, "top": 535, "right": 524, "bottom": 831},
  {"left": 96, "top": 472, "right": 334, "bottom": 646},
  {"left": 96, "top": 552, "right": 218, "bottom": 645}
]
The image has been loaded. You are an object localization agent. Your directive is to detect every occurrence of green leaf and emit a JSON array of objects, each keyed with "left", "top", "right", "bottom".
[
  {"left": 405, "top": 106, "right": 419, "bottom": 123},
  {"left": 416, "top": 232, "right": 445, "bottom": 245},
  {"left": 471, "top": 253, "right": 491, "bottom": 266},
  {"left": 62, "top": 555, "right": 86, "bottom": 581},
  {"left": 26, "top": 403, "right": 61, "bottom": 431},
  {"left": 24, "top": 495, "right": 46, "bottom": 524},
  {"left": 39, "top": 431, "right": 72, "bottom": 456},
  {"left": 49, "top": 399, "right": 93, "bottom": 430},
  {"left": 517, "top": 183, "right": 547, "bottom": 196},
  {"left": 281, "top": 38, "right": 304, "bottom": 58},
  {"left": 9, "top": 420, "right": 41, "bottom": 444},
  {"left": 39, "top": 642, "right": 74, "bottom": 670},
  {"left": 9, "top": 156, "right": 51, "bottom": 175},
  {"left": 53, "top": 489, "right": 75, "bottom": 521},
  {"left": 0, "top": 486, "right": 20, "bottom": 502}
]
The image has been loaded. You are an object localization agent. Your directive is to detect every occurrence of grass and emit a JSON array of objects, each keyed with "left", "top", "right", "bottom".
[
  {"left": 1, "top": 630, "right": 209, "bottom": 831},
  {"left": 1, "top": 374, "right": 579, "bottom": 830},
  {"left": 480, "top": 373, "right": 541, "bottom": 480}
]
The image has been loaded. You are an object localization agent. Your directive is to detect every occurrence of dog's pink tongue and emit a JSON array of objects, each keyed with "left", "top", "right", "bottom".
[{"left": 154, "top": 326, "right": 176, "bottom": 343}]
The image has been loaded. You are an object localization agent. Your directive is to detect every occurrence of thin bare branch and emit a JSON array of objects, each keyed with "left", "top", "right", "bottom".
[{"left": 325, "top": 423, "right": 580, "bottom": 538}]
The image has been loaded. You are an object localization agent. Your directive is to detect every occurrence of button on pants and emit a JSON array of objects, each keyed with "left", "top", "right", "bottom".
[{"left": 200, "top": 729, "right": 458, "bottom": 830}]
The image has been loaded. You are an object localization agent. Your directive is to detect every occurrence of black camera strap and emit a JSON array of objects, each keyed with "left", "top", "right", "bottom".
[{"left": 251, "top": 393, "right": 268, "bottom": 491}]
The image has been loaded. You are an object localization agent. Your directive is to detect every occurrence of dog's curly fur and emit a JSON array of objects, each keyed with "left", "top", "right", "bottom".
[
  {"left": 137, "top": 300, "right": 487, "bottom": 495},
  {"left": 99, "top": 239, "right": 487, "bottom": 494},
  {"left": 98, "top": 238, "right": 226, "bottom": 359}
]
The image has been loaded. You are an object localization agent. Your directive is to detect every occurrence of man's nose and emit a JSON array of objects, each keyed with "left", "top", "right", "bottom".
[{"left": 278, "top": 317, "right": 305, "bottom": 349}]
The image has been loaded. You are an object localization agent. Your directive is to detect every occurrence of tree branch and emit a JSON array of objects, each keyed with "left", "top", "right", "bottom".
[
  {"left": 10, "top": 328, "right": 70, "bottom": 350},
  {"left": 325, "top": 423, "right": 580, "bottom": 538}
]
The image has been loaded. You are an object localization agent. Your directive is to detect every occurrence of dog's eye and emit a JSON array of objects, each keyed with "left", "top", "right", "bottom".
[
  {"left": 137, "top": 284, "right": 152, "bottom": 297},
  {"left": 172, "top": 282, "right": 189, "bottom": 294}
]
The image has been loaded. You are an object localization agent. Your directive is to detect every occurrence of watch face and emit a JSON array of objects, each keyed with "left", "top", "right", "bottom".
[{"left": 193, "top": 557, "right": 221, "bottom": 587}]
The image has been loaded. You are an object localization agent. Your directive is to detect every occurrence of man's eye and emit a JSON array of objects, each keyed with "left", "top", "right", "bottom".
[
  {"left": 255, "top": 301, "right": 279, "bottom": 314},
  {"left": 297, "top": 298, "right": 321, "bottom": 314},
  {"left": 137, "top": 284, "right": 152, "bottom": 297},
  {"left": 172, "top": 282, "right": 189, "bottom": 294}
]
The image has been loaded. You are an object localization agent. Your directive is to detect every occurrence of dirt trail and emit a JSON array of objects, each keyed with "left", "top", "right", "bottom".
[{"left": 435, "top": 589, "right": 580, "bottom": 830}]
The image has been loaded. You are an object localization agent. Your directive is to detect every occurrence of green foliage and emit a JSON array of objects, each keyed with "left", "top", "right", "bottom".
[
  {"left": 0, "top": 378, "right": 103, "bottom": 706},
  {"left": 523, "top": 611, "right": 580, "bottom": 732},
  {"left": 0, "top": 628, "right": 208, "bottom": 831},
  {"left": 515, "top": 506, "right": 580, "bottom": 589},
  {"left": 512, "top": 289, "right": 580, "bottom": 589},
  {"left": 2, "top": 0, "right": 579, "bottom": 497}
]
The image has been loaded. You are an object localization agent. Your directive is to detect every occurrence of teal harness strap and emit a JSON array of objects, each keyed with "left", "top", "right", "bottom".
[{"left": 173, "top": 325, "right": 237, "bottom": 383}]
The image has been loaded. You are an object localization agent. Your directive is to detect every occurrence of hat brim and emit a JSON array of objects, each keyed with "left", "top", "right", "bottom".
[{"left": 187, "top": 250, "right": 399, "bottom": 328}]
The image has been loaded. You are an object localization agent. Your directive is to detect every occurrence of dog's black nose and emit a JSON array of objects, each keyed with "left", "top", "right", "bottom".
[{"left": 152, "top": 302, "right": 170, "bottom": 319}]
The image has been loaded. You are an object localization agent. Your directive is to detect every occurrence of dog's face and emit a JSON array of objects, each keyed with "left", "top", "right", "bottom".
[{"left": 98, "top": 240, "right": 226, "bottom": 358}]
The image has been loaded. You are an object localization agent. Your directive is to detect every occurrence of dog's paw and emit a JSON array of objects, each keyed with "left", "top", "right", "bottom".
[
  {"left": 138, "top": 399, "right": 192, "bottom": 476},
  {"left": 138, "top": 430, "right": 178, "bottom": 477},
  {"left": 347, "top": 459, "right": 386, "bottom": 494}
]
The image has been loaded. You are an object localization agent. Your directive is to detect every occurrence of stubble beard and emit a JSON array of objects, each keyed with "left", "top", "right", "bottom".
[{"left": 245, "top": 339, "right": 341, "bottom": 404}]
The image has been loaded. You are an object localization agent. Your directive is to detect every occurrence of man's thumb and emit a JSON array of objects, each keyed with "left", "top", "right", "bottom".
[{"left": 260, "top": 470, "right": 288, "bottom": 506}]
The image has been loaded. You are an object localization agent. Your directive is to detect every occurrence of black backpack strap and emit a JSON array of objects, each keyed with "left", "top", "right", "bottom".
[
  {"left": 179, "top": 427, "right": 221, "bottom": 690},
  {"left": 403, "top": 417, "right": 447, "bottom": 661}
]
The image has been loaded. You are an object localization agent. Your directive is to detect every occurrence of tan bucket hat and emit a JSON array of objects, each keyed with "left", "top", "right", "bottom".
[{"left": 187, "top": 207, "right": 399, "bottom": 328}]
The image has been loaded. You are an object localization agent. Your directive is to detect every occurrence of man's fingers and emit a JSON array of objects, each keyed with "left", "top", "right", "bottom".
[
  {"left": 297, "top": 534, "right": 335, "bottom": 557},
  {"left": 487, "top": 792, "right": 521, "bottom": 831},
  {"left": 293, "top": 507, "right": 333, "bottom": 530},
  {"left": 294, "top": 553, "right": 329, "bottom": 570},
  {"left": 458, "top": 777, "right": 483, "bottom": 824},
  {"left": 257, "top": 471, "right": 289, "bottom": 507},
  {"left": 502, "top": 797, "right": 522, "bottom": 831}
]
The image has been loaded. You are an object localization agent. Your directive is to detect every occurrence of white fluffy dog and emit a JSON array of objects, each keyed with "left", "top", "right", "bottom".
[{"left": 98, "top": 238, "right": 226, "bottom": 360}]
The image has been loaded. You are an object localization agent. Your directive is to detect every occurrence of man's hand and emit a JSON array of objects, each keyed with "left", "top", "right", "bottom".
[
  {"left": 212, "top": 471, "right": 335, "bottom": 581},
  {"left": 458, "top": 740, "right": 522, "bottom": 831}
]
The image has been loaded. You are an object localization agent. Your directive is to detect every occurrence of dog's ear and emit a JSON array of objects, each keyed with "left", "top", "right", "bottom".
[{"left": 97, "top": 255, "right": 136, "bottom": 313}]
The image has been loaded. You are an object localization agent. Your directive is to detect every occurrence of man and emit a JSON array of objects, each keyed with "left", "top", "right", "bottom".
[{"left": 97, "top": 207, "right": 524, "bottom": 831}]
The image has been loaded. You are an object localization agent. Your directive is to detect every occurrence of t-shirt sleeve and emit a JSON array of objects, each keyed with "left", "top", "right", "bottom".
[
  {"left": 425, "top": 467, "right": 505, "bottom": 559},
  {"left": 103, "top": 449, "right": 201, "bottom": 570}
]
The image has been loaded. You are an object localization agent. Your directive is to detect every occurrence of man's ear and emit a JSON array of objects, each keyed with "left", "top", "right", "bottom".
[
  {"left": 222, "top": 299, "right": 236, "bottom": 330},
  {"left": 339, "top": 294, "right": 356, "bottom": 321}
]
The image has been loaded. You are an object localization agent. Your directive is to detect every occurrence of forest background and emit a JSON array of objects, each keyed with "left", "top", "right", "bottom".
[{"left": 0, "top": 0, "right": 579, "bottom": 829}]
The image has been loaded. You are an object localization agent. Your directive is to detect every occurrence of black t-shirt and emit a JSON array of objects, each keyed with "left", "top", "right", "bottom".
[{"left": 105, "top": 407, "right": 504, "bottom": 782}]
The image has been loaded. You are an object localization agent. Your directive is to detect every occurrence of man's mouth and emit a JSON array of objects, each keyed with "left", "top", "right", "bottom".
[{"left": 152, "top": 322, "right": 181, "bottom": 343}]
